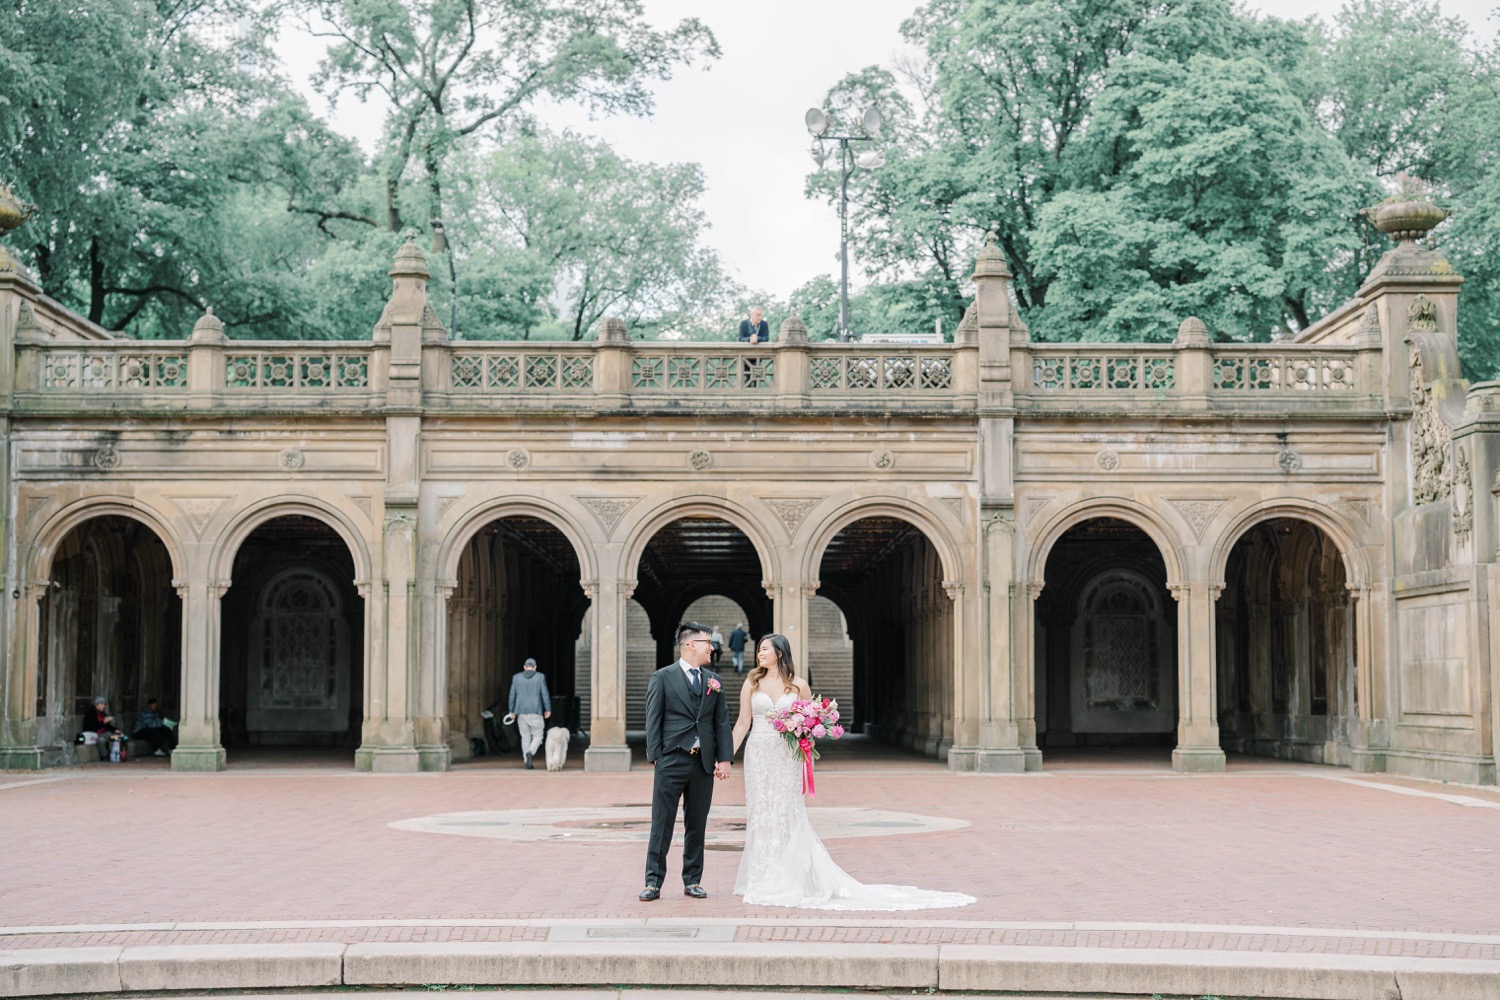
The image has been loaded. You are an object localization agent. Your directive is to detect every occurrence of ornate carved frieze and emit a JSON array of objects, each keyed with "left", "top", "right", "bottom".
[
  {"left": 506, "top": 448, "right": 531, "bottom": 470},
  {"left": 1452, "top": 445, "right": 1473, "bottom": 544},
  {"left": 1408, "top": 341, "right": 1452, "bottom": 504},
  {"left": 277, "top": 448, "right": 305, "bottom": 471},
  {"left": 688, "top": 449, "right": 713, "bottom": 471},
  {"left": 1277, "top": 450, "right": 1302, "bottom": 474},
  {"left": 870, "top": 448, "right": 894, "bottom": 470},
  {"left": 168, "top": 496, "right": 232, "bottom": 538},
  {"left": 93, "top": 444, "right": 121, "bottom": 471},
  {"left": 1096, "top": 450, "right": 1120, "bottom": 471},
  {"left": 579, "top": 496, "right": 641, "bottom": 537},
  {"left": 761, "top": 497, "right": 821, "bottom": 537},
  {"left": 1166, "top": 498, "right": 1228, "bottom": 540}
]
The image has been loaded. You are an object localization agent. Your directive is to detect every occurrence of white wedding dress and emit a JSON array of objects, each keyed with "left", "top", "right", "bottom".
[{"left": 733, "top": 690, "right": 976, "bottom": 910}]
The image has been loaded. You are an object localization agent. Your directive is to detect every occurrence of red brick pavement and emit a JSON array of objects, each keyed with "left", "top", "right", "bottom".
[{"left": 4, "top": 747, "right": 1499, "bottom": 950}]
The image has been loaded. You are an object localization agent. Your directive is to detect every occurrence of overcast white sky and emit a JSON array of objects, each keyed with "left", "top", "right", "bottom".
[{"left": 279, "top": 0, "right": 1500, "bottom": 302}]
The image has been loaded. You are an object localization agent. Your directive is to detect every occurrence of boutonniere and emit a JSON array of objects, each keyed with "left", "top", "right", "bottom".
[{"left": 705, "top": 677, "right": 721, "bottom": 697}]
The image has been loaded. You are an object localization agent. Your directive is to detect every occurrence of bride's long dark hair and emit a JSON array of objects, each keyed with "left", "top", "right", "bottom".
[{"left": 748, "top": 633, "right": 797, "bottom": 691}]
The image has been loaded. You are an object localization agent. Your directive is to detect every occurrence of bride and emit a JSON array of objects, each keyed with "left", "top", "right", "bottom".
[{"left": 730, "top": 633, "right": 975, "bottom": 910}]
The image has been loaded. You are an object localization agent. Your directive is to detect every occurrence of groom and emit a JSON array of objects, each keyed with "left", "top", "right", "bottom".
[{"left": 641, "top": 620, "right": 732, "bottom": 900}]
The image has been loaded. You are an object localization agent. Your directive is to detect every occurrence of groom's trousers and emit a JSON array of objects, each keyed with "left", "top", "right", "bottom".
[{"left": 645, "top": 749, "right": 714, "bottom": 887}]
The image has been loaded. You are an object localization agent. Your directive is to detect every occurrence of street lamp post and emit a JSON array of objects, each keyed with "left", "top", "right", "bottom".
[
  {"left": 430, "top": 219, "right": 459, "bottom": 339},
  {"left": 806, "top": 107, "right": 884, "bottom": 342}
]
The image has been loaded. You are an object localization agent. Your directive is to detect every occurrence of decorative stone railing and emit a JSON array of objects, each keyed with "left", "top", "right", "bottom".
[
  {"left": 449, "top": 346, "right": 597, "bottom": 393},
  {"left": 1208, "top": 348, "right": 1359, "bottom": 392},
  {"left": 224, "top": 347, "right": 372, "bottom": 390},
  {"left": 41, "top": 348, "right": 190, "bottom": 391},
  {"left": 14, "top": 334, "right": 1382, "bottom": 417},
  {"left": 1016, "top": 343, "right": 1373, "bottom": 402},
  {"left": 808, "top": 348, "right": 956, "bottom": 393}
]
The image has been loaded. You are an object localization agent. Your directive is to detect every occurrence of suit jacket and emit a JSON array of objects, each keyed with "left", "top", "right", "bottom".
[{"left": 644, "top": 662, "right": 732, "bottom": 773}]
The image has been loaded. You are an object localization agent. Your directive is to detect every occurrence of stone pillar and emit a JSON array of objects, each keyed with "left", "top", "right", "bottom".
[
  {"left": 171, "top": 577, "right": 228, "bottom": 772},
  {"left": 775, "top": 311, "right": 809, "bottom": 408},
  {"left": 1347, "top": 584, "right": 1388, "bottom": 772},
  {"left": 1174, "top": 317, "right": 1212, "bottom": 409},
  {"left": 0, "top": 584, "right": 47, "bottom": 769},
  {"left": 414, "top": 574, "right": 453, "bottom": 771},
  {"left": 772, "top": 577, "right": 814, "bottom": 685},
  {"left": 362, "top": 512, "right": 420, "bottom": 772},
  {"left": 1170, "top": 581, "right": 1227, "bottom": 772},
  {"left": 956, "top": 507, "right": 1028, "bottom": 772},
  {"left": 585, "top": 572, "right": 632, "bottom": 771},
  {"left": 594, "top": 316, "right": 631, "bottom": 408},
  {"left": 186, "top": 307, "right": 226, "bottom": 407}
]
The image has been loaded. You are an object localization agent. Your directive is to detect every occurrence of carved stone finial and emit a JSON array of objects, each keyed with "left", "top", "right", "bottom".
[
  {"left": 1175, "top": 316, "right": 1210, "bottom": 346},
  {"left": 777, "top": 309, "right": 808, "bottom": 345},
  {"left": 190, "top": 305, "right": 227, "bottom": 344},
  {"left": 596, "top": 316, "right": 630, "bottom": 344},
  {"left": 390, "top": 229, "right": 431, "bottom": 279},
  {"left": 972, "top": 227, "right": 1011, "bottom": 280},
  {"left": 1354, "top": 304, "right": 1382, "bottom": 347}
]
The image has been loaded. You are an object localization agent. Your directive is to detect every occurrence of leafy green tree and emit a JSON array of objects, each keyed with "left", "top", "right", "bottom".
[
  {"left": 291, "top": 0, "right": 718, "bottom": 230},
  {"left": 443, "top": 129, "right": 729, "bottom": 339},
  {"left": 0, "top": 0, "right": 393, "bottom": 339}
]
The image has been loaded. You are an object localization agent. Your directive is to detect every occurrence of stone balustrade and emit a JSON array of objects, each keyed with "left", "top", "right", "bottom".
[{"left": 14, "top": 329, "right": 1387, "bottom": 418}]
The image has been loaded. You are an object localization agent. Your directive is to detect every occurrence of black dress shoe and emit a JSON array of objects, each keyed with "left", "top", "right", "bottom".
[
  {"left": 683, "top": 884, "right": 708, "bottom": 899},
  {"left": 639, "top": 885, "right": 661, "bottom": 901}
]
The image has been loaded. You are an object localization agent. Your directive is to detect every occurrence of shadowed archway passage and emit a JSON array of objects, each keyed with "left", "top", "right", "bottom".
[
  {"left": 1037, "top": 518, "right": 1177, "bottom": 753},
  {"left": 819, "top": 516, "right": 952, "bottom": 758},
  {"left": 447, "top": 515, "right": 589, "bottom": 763}
]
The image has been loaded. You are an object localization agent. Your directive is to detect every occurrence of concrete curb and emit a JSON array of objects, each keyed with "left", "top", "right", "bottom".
[{"left": 4, "top": 941, "right": 1500, "bottom": 998}]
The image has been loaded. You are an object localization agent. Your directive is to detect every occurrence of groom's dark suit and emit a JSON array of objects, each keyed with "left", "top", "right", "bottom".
[{"left": 643, "top": 660, "right": 733, "bottom": 890}]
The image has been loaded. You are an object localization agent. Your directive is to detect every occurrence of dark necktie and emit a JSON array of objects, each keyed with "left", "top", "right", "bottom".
[{"left": 689, "top": 667, "right": 702, "bottom": 695}]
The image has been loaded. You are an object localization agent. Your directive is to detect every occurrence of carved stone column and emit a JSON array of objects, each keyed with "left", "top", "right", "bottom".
[
  {"left": 413, "top": 574, "right": 453, "bottom": 772},
  {"left": 584, "top": 570, "right": 632, "bottom": 772},
  {"left": 170, "top": 577, "right": 229, "bottom": 772},
  {"left": 1169, "top": 581, "right": 1227, "bottom": 772},
  {"left": 0, "top": 583, "right": 48, "bottom": 769},
  {"left": 771, "top": 578, "right": 815, "bottom": 679},
  {"left": 362, "top": 512, "right": 419, "bottom": 773},
  {"left": 1347, "top": 584, "right": 1388, "bottom": 772}
]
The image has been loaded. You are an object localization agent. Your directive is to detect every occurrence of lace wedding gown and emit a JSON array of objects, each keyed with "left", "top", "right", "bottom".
[{"left": 733, "top": 690, "right": 976, "bottom": 910}]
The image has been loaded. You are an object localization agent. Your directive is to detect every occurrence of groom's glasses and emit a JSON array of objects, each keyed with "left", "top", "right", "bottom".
[{"left": 685, "top": 638, "right": 712, "bottom": 646}]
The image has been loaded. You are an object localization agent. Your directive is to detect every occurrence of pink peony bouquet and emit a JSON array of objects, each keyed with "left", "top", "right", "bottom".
[{"left": 766, "top": 696, "right": 844, "bottom": 795}]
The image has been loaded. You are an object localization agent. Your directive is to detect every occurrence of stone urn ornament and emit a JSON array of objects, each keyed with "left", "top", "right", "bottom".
[
  {"left": 1364, "top": 177, "right": 1446, "bottom": 243},
  {"left": 0, "top": 183, "right": 35, "bottom": 238}
]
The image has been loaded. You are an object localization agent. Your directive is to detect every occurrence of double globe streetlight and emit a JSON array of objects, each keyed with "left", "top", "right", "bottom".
[{"left": 806, "top": 106, "right": 885, "bottom": 342}]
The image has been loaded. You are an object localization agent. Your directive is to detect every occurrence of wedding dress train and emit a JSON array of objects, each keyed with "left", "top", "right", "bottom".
[{"left": 733, "top": 690, "right": 976, "bottom": 910}]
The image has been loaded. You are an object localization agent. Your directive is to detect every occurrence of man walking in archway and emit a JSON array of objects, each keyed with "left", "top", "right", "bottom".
[{"left": 508, "top": 658, "right": 551, "bottom": 769}]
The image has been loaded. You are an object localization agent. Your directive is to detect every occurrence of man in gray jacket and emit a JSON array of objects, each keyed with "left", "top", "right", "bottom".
[{"left": 508, "top": 657, "right": 552, "bottom": 769}]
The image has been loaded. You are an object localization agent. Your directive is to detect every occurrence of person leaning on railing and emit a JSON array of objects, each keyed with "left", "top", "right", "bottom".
[{"left": 737, "top": 308, "right": 770, "bottom": 344}]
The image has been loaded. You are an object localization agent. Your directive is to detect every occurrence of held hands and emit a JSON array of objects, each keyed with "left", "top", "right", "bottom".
[{"left": 713, "top": 760, "right": 732, "bottom": 780}]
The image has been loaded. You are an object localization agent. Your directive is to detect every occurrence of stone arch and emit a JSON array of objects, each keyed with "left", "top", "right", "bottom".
[
  {"left": 211, "top": 497, "right": 372, "bottom": 586},
  {"left": 1208, "top": 500, "right": 1370, "bottom": 591},
  {"left": 27, "top": 496, "right": 185, "bottom": 585},
  {"left": 799, "top": 496, "right": 965, "bottom": 585},
  {"left": 439, "top": 497, "right": 598, "bottom": 587},
  {"left": 621, "top": 495, "right": 778, "bottom": 587},
  {"left": 1027, "top": 498, "right": 1187, "bottom": 589}
]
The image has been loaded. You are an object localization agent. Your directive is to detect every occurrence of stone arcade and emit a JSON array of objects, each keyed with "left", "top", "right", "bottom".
[{"left": 0, "top": 206, "right": 1495, "bottom": 784}]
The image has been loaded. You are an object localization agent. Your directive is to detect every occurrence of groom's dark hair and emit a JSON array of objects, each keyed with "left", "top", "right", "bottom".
[{"left": 676, "top": 621, "right": 712, "bottom": 645}]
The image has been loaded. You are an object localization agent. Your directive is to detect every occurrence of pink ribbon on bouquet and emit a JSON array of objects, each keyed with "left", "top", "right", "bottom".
[{"left": 799, "top": 737, "right": 815, "bottom": 796}]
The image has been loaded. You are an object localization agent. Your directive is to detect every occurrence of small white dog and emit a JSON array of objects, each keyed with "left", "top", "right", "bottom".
[{"left": 544, "top": 726, "right": 569, "bottom": 771}]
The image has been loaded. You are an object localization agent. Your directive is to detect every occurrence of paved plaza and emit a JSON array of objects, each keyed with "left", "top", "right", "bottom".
[{"left": 5, "top": 741, "right": 1500, "bottom": 997}]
